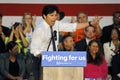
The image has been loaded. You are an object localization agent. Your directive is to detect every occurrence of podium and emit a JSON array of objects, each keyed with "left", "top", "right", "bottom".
[{"left": 42, "top": 51, "right": 86, "bottom": 80}]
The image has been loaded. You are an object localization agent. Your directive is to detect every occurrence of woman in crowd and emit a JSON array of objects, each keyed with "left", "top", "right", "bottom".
[
  {"left": 84, "top": 40, "right": 108, "bottom": 79},
  {"left": 22, "top": 12, "right": 36, "bottom": 80},
  {"left": 6, "top": 22, "right": 30, "bottom": 79},
  {"left": 22, "top": 12, "right": 36, "bottom": 47},
  {"left": 8, "top": 22, "right": 29, "bottom": 54},
  {"left": 103, "top": 27, "right": 120, "bottom": 79},
  {"left": 0, "top": 41, "right": 25, "bottom": 80}
]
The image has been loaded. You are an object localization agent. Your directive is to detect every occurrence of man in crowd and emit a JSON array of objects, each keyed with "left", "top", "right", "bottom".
[
  {"left": 0, "top": 13, "right": 10, "bottom": 53},
  {"left": 70, "top": 12, "right": 102, "bottom": 42},
  {"left": 75, "top": 26, "right": 95, "bottom": 51},
  {"left": 59, "top": 35, "right": 75, "bottom": 51},
  {"left": 101, "top": 11, "right": 120, "bottom": 44}
]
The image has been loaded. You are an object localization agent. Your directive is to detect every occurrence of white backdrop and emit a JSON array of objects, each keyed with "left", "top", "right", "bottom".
[{"left": 2, "top": 16, "right": 112, "bottom": 29}]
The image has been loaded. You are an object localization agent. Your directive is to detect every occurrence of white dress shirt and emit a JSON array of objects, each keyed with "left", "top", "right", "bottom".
[
  {"left": 85, "top": 38, "right": 92, "bottom": 45},
  {"left": 30, "top": 20, "right": 77, "bottom": 56},
  {"left": 103, "top": 41, "right": 116, "bottom": 66}
]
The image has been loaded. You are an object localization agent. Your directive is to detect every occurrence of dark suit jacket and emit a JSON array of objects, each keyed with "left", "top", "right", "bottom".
[
  {"left": 0, "top": 25, "right": 9, "bottom": 53},
  {"left": 1, "top": 25, "right": 10, "bottom": 37},
  {"left": 100, "top": 24, "right": 120, "bottom": 44},
  {"left": 75, "top": 38, "right": 87, "bottom": 51},
  {"left": 111, "top": 53, "right": 120, "bottom": 80},
  {"left": 0, "top": 36, "right": 6, "bottom": 53}
]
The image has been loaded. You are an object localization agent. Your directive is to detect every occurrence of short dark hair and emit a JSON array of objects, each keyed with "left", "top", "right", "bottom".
[
  {"left": 61, "top": 34, "right": 72, "bottom": 46},
  {"left": 59, "top": 12, "right": 65, "bottom": 20},
  {"left": 12, "top": 22, "right": 21, "bottom": 29},
  {"left": 0, "top": 13, "right": 3, "bottom": 18},
  {"left": 112, "top": 11, "right": 120, "bottom": 17},
  {"left": 61, "top": 35, "right": 72, "bottom": 42},
  {"left": 61, "top": 34, "right": 73, "bottom": 50},
  {"left": 84, "top": 26, "right": 95, "bottom": 32},
  {"left": 6, "top": 41, "right": 17, "bottom": 51},
  {"left": 42, "top": 5, "right": 59, "bottom": 19}
]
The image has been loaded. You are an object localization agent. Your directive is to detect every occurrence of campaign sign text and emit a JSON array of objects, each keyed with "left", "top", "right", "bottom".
[{"left": 42, "top": 51, "right": 86, "bottom": 67}]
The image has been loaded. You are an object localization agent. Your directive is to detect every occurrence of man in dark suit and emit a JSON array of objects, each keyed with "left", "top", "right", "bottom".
[
  {"left": 0, "top": 13, "right": 10, "bottom": 37},
  {"left": 75, "top": 26, "right": 95, "bottom": 51},
  {"left": 101, "top": 11, "right": 120, "bottom": 44},
  {"left": 0, "top": 13, "right": 10, "bottom": 53}
]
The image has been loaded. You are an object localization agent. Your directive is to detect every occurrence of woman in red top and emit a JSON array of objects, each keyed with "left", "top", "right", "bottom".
[{"left": 84, "top": 40, "right": 108, "bottom": 79}]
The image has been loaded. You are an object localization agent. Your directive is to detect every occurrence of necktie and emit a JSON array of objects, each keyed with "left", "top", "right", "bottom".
[{"left": 50, "top": 26, "right": 56, "bottom": 51}]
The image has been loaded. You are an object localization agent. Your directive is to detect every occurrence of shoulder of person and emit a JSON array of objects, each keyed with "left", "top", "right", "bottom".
[
  {"left": 103, "top": 24, "right": 114, "bottom": 30},
  {"left": 35, "top": 21, "right": 45, "bottom": 30},
  {"left": 112, "top": 53, "right": 120, "bottom": 58},
  {"left": 0, "top": 53, "right": 8, "bottom": 59},
  {"left": 16, "top": 54, "right": 24, "bottom": 59},
  {"left": 55, "top": 20, "right": 63, "bottom": 25},
  {"left": 76, "top": 38, "right": 86, "bottom": 44},
  {"left": 1, "top": 25, "right": 10, "bottom": 30},
  {"left": 103, "top": 42, "right": 110, "bottom": 46}
]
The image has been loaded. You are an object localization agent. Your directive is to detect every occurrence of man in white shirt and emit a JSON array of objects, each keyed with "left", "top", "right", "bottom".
[
  {"left": 30, "top": 5, "right": 100, "bottom": 57},
  {"left": 30, "top": 5, "right": 101, "bottom": 80}
]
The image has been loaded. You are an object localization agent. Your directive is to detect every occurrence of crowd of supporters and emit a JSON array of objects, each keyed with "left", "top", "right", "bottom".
[{"left": 0, "top": 4, "right": 120, "bottom": 80}]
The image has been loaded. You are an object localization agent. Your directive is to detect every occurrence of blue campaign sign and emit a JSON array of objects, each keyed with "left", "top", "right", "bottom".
[{"left": 42, "top": 51, "right": 86, "bottom": 67}]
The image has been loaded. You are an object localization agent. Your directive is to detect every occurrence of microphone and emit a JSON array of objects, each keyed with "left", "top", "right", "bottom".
[{"left": 53, "top": 30, "right": 57, "bottom": 40}]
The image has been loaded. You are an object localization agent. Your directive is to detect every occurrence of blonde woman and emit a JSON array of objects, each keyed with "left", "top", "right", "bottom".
[{"left": 22, "top": 13, "right": 36, "bottom": 48}]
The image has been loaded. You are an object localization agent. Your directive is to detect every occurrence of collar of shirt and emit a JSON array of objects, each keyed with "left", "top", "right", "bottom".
[
  {"left": 85, "top": 38, "right": 92, "bottom": 45},
  {"left": 43, "top": 20, "right": 51, "bottom": 29}
]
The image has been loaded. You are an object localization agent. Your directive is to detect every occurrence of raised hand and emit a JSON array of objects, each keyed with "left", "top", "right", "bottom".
[
  {"left": 94, "top": 16, "right": 103, "bottom": 27},
  {"left": 18, "top": 24, "right": 23, "bottom": 33},
  {"left": 95, "top": 16, "right": 103, "bottom": 21},
  {"left": 11, "top": 26, "right": 15, "bottom": 34},
  {"left": 14, "top": 26, "right": 20, "bottom": 40},
  {"left": 32, "top": 14, "right": 36, "bottom": 27},
  {"left": 91, "top": 16, "right": 103, "bottom": 27},
  {"left": 0, "top": 26, "right": 2, "bottom": 34},
  {"left": 25, "top": 19, "right": 31, "bottom": 27},
  {"left": 71, "top": 16, "right": 77, "bottom": 23}
]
